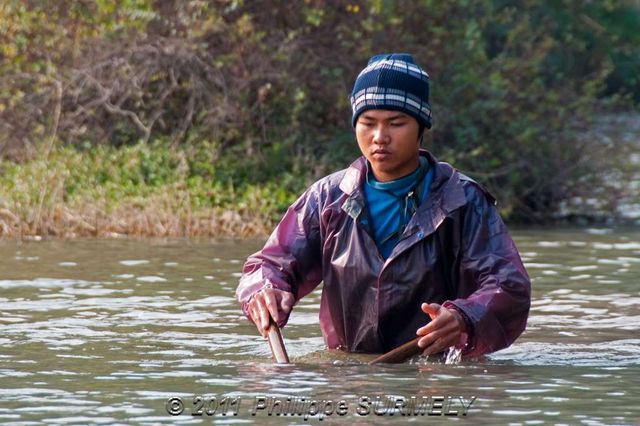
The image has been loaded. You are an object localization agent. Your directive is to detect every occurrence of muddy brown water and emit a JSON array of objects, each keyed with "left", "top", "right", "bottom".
[{"left": 0, "top": 227, "right": 638, "bottom": 424}]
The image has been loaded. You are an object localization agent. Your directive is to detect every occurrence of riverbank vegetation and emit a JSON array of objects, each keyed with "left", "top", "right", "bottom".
[
  {"left": 0, "top": 141, "right": 303, "bottom": 237},
  {"left": 1, "top": 0, "right": 638, "bottom": 237}
]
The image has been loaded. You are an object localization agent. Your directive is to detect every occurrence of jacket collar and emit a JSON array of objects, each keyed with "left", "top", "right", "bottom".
[
  {"left": 340, "top": 149, "right": 467, "bottom": 216},
  {"left": 339, "top": 157, "right": 367, "bottom": 195},
  {"left": 421, "top": 150, "right": 467, "bottom": 216},
  {"left": 340, "top": 149, "right": 466, "bottom": 228},
  {"left": 339, "top": 150, "right": 472, "bottom": 262}
]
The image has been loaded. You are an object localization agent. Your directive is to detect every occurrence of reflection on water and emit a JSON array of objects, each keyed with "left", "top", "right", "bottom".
[{"left": 0, "top": 228, "right": 639, "bottom": 424}]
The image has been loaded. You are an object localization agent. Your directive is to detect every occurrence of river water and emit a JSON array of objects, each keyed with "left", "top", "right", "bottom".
[{"left": 0, "top": 228, "right": 638, "bottom": 425}]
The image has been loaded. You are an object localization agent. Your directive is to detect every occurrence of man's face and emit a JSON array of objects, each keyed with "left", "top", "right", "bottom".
[{"left": 355, "top": 109, "right": 422, "bottom": 182}]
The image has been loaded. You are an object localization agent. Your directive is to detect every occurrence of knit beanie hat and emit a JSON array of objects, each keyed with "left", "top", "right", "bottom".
[{"left": 350, "top": 53, "right": 432, "bottom": 129}]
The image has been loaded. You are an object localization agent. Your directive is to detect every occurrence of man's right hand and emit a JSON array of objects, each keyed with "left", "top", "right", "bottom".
[{"left": 247, "top": 288, "right": 295, "bottom": 337}]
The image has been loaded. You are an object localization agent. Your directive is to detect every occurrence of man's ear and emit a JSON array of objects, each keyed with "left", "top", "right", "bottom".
[{"left": 418, "top": 127, "right": 426, "bottom": 146}]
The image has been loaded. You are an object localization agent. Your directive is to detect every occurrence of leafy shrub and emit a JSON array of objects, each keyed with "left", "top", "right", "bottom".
[{"left": 0, "top": 0, "right": 637, "bottom": 223}]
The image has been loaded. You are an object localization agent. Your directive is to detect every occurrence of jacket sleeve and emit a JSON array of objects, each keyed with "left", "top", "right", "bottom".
[
  {"left": 444, "top": 183, "right": 531, "bottom": 357},
  {"left": 235, "top": 186, "right": 323, "bottom": 327}
]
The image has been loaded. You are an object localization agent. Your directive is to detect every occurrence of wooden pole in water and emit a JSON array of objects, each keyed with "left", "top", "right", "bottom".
[
  {"left": 369, "top": 336, "right": 421, "bottom": 364},
  {"left": 267, "top": 318, "right": 290, "bottom": 364}
]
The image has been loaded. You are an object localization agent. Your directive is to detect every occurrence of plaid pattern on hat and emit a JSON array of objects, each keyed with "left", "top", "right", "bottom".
[{"left": 350, "top": 53, "right": 432, "bottom": 129}]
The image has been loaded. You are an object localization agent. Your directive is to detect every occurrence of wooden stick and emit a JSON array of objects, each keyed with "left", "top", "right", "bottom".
[
  {"left": 266, "top": 318, "right": 290, "bottom": 364},
  {"left": 369, "top": 336, "right": 421, "bottom": 364}
]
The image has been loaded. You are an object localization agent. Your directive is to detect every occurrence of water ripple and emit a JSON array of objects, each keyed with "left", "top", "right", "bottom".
[{"left": 0, "top": 234, "right": 638, "bottom": 425}]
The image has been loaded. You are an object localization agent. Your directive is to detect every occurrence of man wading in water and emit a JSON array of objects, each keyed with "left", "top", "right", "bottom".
[{"left": 236, "top": 53, "right": 531, "bottom": 358}]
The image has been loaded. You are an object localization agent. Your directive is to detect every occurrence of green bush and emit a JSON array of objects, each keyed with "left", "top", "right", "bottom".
[{"left": 1, "top": 0, "right": 637, "bottom": 224}]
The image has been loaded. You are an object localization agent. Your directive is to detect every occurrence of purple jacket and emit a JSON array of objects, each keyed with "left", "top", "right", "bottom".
[{"left": 237, "top": 150, "right": 531, "bottom": 357}]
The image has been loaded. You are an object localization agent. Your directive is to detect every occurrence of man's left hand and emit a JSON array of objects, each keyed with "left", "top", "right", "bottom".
[{"left": 416, "top": 303, "right": 466, "bottom": 355}]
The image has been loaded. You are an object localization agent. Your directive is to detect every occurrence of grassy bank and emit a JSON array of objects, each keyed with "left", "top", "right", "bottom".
[
  {"left": 0, "top": 142, "right": 306, "bottom": 238},
  {"left": 2, "top": 109, "right": 638, "bottom": 239}
]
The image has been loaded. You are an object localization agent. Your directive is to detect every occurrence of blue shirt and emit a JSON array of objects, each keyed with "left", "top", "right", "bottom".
[{"left": 363, "top": 157, "right": 434, "bottom": 259}]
